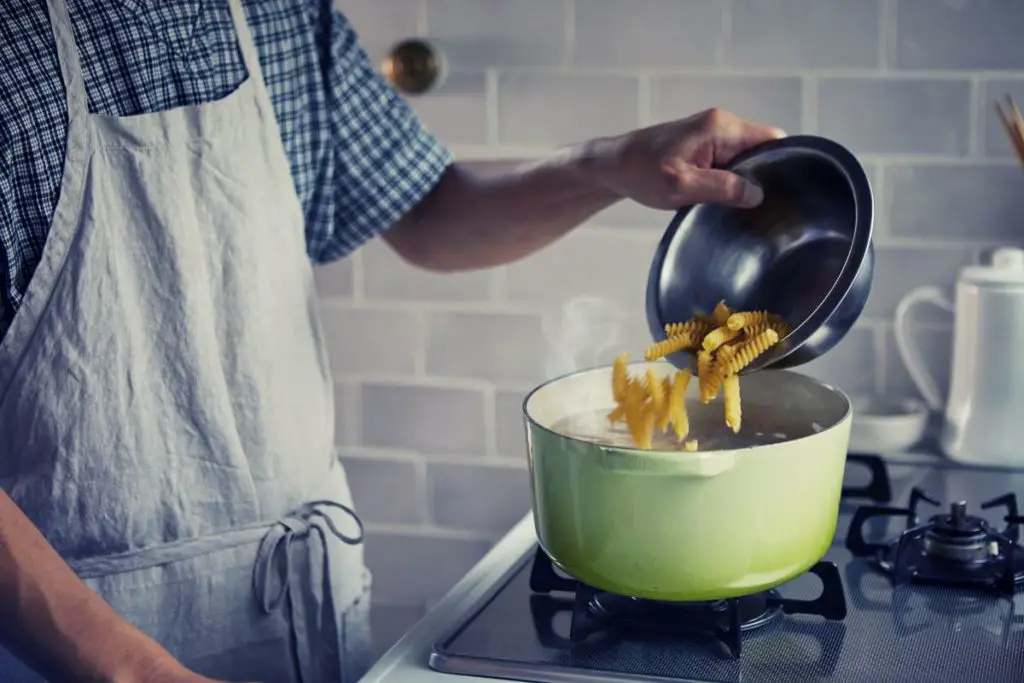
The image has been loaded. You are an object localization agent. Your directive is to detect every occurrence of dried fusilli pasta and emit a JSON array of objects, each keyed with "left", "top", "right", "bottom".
[{"left": 605, "top": 301, "right": 789, "bottom": 449}]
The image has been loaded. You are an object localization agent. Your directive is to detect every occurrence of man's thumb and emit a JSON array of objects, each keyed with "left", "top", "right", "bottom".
[{"left": 675, "top": 167, "right": 764, "bottom": 209}]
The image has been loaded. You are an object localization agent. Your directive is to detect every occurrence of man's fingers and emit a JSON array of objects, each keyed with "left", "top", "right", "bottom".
[
  {"left": 671, "top": 167, "right": 764, "bottom": 209},
  {"left": 700, "top": 108, "right": 786, "bottom": 165}
]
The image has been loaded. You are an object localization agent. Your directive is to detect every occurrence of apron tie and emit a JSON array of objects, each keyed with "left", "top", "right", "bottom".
[{"left": 252, "top": 500, "right": 365, "bottom": 615}]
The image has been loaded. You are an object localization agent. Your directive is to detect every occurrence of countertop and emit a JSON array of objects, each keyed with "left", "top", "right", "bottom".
[
  {"left": 361, "top": 513, "right": 538, "bottom": 683},
  {"left": 359, "top": 449, "right": 969, "bottom": 683}
]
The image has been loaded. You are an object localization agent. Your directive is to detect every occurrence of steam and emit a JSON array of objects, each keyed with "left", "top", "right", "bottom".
[
  {"left": 542, "top": 296, "right": 627, "bottom": 379},
  {"left": 541, "top": 297, "right": 628, "bottom": 436}
]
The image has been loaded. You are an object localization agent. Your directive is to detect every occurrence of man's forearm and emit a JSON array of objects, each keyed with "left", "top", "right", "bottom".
[
  {"left": 0, "top": 490, "right": 183, "bottom": 683},
  {"left": 384, "top": 142, "right": 620, "bottom": 271}
]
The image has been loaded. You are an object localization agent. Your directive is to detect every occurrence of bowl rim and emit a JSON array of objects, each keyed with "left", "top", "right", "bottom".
[
  {"left": 645, "top": 134, "right": 874, "bottom": 373},
  {"left": 521, "top": 360, "right": 853, "bottom": 460},
  {"left": 850, "top": 394, "right": 929, "bottom": 423}
]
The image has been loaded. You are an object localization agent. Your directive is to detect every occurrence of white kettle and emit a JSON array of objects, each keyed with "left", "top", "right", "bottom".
[{"left": 895, "top": 246, "right": 1024, "bottom": 469}]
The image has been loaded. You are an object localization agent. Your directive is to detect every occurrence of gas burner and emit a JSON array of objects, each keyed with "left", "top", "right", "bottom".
[
  {"left": 846, "top": 488, "right": 1024, "bottom": 595},
  {"left": 528, "top": 547, "right": 846, "bottom": 658}
]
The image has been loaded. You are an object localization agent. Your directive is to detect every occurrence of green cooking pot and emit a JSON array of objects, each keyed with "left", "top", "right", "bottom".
[{"left": 523, "top": 360, "right": 852, "bottom": 602}]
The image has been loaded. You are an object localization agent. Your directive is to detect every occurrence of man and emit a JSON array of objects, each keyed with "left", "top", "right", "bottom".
[{"left": 0, "top": 2, "right": 784, "bottom": 682}]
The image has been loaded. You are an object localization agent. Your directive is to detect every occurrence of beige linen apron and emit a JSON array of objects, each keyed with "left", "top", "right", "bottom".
[{"left": 0, "top": 0, "right": 370, "bottom": 681}]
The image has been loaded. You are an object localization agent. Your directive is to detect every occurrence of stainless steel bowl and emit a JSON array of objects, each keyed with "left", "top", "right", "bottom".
[{"left": 646, "top": 135, "right": 874, "bottom": 374}]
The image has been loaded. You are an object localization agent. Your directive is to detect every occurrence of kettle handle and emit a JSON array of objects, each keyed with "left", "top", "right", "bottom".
[{"left": 893, "top": 286, "right": 953, "bottom": 411}]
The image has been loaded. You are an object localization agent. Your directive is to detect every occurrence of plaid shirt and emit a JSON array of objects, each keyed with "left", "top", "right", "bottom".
[{"left": 0, "top": 0, "right": 452, "bottom": 339}]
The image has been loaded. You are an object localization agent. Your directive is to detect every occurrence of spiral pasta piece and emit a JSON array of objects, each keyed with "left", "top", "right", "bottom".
[
  {"left": 742, "top": 322, "right": 771, "bottom": 338},
  {"left": 644, "top": 334, "right": 695, "bottom": 361},
  {"left": 664, "top": 320, "right": 713, "bottom": 338},
  {"left": 769, "top": 318, "right": 793, "bottom": 337},
  {"left": 656, "top": 377, "right": 674, "bottom": 432},
  {"left": 711, "top": 300, "right": 732, "bottom": 326},
  {"left": 723, "top": 375, "right": 741, "bottom": 433},
  {"left": 696, "top": 350, "right": 716, "bottom": 403},
  {"left": 646, "top": 369, "right": 666, "bottom": 416},
  {"left": 702, "top": 325, "right": 741, "bottom": 352},
  {"left": 721, "top": 328, "right": 780, "bottom": 376},
  {"left": 612, "top": 352, "right": 630, "bottom": 402},
  {"left": 669, "top": 370, "right": 691, "bottom": 441},
  {"left": 726, "top": 310, "right": 771, "bottom": 331}
]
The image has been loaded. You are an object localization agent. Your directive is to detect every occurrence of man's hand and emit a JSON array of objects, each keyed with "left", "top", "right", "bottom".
[{"left": 581, "top": 108, "right": 787, "bottom": 210}]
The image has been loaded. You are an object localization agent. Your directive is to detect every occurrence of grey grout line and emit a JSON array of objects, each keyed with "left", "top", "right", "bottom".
[
  {"left": 342, "top": 381, "right": 362, "bottom": 449},
  {"left": 801, "top": 75, "right": 818, "bottom": 134},
  {"left": 482, "top": 384, "right": 498, "bottom": 458},
  {"left": 563, "top": 0, "right": 575, "bottom": 67},
  {"left": 860, "top": 155, "right": 1019, "bottom": 166},
  {"left": 873, "top": 325, "right": 889, "bottom": 394},
  {"left": 872, "top": 164, "right": 888, "bottom": 240},
  {"left": 416, "top": 455, "right": 432, "bottom": 526},
  {"left": 638, "top": 75, "right": 652, "bottom": 127},
  {"left": 967, "top": 77, "right": 982, "bottom": 157},
  {"left": 415, "top": 0, "right": 427, "bottom": 36},
  {"left": 412, "top": 310, "right": 428, "bottom": 377},
  {"left": 718, "top": 0, "right": 732, "bottom": 67},
  {"left": 484, "top": 69, "right": 499, "bottom": 145},
  {"left": 446, "top": 143, "right": 1023, "bottom": 166},
  {"left": 350, "top": 248, "right": 365, "bottom": 303},
  {"left": 365, "top": 522, "right": 495, "bottom": 542},
  {"left": 331, "top": 372, "right": 495, "bottom": 392},
  {"left": 879, "top": 0, "right": 895, "bottom": 71},
  {"left": 340, "top": 447, "right": 424, "bottom": 463},
  {"left": 485, "top": 65, "right": 1024, "bottom": 79}
]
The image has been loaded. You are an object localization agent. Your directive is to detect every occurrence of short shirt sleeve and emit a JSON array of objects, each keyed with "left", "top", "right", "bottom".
[{"left": 311, "top": 8, "right": 452, "bottom": 264}]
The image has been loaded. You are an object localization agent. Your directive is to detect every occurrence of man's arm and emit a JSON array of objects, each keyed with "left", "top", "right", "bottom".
[
  {"left": 383, "top": 150, "right": 619, "bottom": 272},
  {"left": 383, "top": 110, "right": 784, "bottom": 273},
  {"left": 0, "top": 491, "right": 210, "bottom": 683},
  {"left": 318, "top": 11, "right": 782, "bottom": 271}
]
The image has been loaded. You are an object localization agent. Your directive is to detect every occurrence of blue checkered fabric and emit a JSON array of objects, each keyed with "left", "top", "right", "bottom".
[{"left": 0, "top": 0, "right": 452, "bottom": 338}]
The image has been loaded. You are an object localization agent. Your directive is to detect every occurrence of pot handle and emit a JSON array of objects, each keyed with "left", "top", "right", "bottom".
[
  {"left": 893, "top": 285, "right": 953, "bottom": 411},
  {"left": 599, "top": 448, "right": 737, "bottom": 478}
]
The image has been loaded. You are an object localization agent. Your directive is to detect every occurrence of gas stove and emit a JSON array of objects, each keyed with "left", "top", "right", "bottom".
[
  {"left": 846, "top": 488, "right": 1023, "bottom": 595},
  {"left": 427, "top": 454, "right": 1024, "bottom": 683}
]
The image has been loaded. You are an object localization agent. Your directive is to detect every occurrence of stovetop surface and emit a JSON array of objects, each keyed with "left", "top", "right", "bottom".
[{"left": 430, "top": 457, "right": 1024, "bottom": 683}]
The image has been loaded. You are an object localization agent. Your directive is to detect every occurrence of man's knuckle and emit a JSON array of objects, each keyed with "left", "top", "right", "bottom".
[{"left": 701, "top": 107, "right": 729, "bottom": 130}]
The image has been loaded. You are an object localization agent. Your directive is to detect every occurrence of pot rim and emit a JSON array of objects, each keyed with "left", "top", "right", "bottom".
[{"left": 522, "top": 361, "right": 853, "bottom": 462}]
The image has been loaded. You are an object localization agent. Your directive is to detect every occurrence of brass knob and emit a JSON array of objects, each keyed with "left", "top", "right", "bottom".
[{"left": 381, "top": 39, "right": 446, "bottom": 96}]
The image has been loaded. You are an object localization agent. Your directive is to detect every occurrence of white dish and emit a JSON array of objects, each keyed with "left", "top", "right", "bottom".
[{"left": 848, "top": 394, "right": 929, "bottom": 454}]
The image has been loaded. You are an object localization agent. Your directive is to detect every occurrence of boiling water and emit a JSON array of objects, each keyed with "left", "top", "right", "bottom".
[{"left": 550, "top": 406, "right": 826, "bottom": 452}]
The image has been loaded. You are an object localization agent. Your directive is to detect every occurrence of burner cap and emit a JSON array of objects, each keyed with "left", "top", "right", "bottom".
[{"left": 923, "top": 501, "right": 995, "bottom": 563}]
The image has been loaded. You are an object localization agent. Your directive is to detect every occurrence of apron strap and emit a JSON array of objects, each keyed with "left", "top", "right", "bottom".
[
  {"left": 253, "top": 501, "right": 364, "bottom": 683},
  {"left": 252, "top": 500, "right": 365, "bottom": 614},
  {"left": 44, "top": 0, "right": 89, "bottom": 122},
  {"left": 226, "top": 0, "right": 270, "bottom": 94}
]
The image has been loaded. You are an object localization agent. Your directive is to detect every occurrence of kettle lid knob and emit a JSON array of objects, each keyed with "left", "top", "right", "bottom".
[
  {"left": 962, "top": 246, "right": 1024, "bottom": 286},
  {"left": 991, "top": 247, "right": 1024, "bottom": 271}
]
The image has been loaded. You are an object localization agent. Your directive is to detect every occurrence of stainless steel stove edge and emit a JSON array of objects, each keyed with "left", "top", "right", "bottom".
[{"left": 428, "top": 651, "right": 713, "bottom": 683}]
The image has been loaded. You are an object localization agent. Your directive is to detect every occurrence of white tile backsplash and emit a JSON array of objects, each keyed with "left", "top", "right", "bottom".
[
  {"left": 424, "top": 0, "right": 567, "bottom": 67},
  {"left": 572, "top": 0, "right": 724, "bottom": 68},
  {"left": 497, "top": 72, "right": 640, "bottom": 146},
  {"left": 652, "top": 75, "right": 803, "bottom": 137},
  {"left": 729, "top": 0, "right": 881, "bottom": 69},
  {"left": 360, "top": 382, "right": 488, "bottom": 455},
  {"left": 817, "top": 78, "right": 972, "bottom": 156}
]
